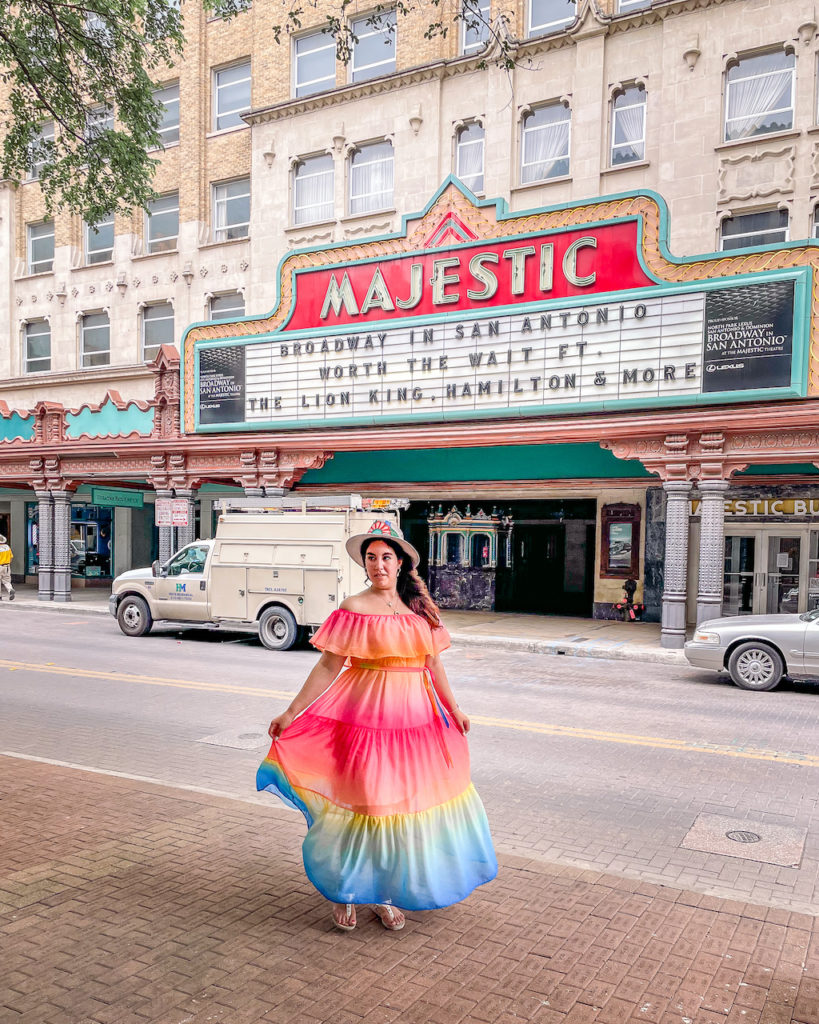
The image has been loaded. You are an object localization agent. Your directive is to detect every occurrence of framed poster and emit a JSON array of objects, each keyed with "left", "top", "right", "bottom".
[{"left": 601, "top": 503, "right": 642, "bottom": 579}]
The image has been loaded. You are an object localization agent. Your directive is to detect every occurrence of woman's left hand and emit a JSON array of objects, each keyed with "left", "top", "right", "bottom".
[{"left": 450, "top": 708, "right": 470, "bottom": 734}]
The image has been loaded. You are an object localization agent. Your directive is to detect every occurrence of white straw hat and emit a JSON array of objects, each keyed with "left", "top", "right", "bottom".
[{"left": 345, "top": 520, "right": 420, "bottom": 568}]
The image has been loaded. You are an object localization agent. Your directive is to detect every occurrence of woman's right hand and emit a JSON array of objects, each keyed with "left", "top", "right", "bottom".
[{"left": 268, "top": 709, "right": 296, "bottom": 740}]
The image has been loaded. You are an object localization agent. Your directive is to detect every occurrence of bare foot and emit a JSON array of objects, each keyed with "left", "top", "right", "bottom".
[
  {"left": 373, "top": 904, "right": 405, "bottom": 930},
  {"left": 332, "top": 902, "right": 356, "bottom": 931}
]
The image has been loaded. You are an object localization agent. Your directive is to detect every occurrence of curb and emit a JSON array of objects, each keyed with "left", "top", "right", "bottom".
[{"left": 3, "top": 600, "right": 686, "bottom": 665}]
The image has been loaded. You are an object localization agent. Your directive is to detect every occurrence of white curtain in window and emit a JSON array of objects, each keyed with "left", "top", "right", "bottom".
[
  {"left": 615, "top": 103, "right": 644, "bottom": 151},
  {"left": 351, "top": 147, "right": 393, "bottom": 211},
  {"left": 295, "top": 159, "right": 333, "bottom": 223},
  {"left": 458, "top": 138, "right": 484, "bottom": 183},
  {"left": 525, "top": 118, "right": 569, "bottom": 179},
  {"left": 727, "top": 69, "right": 791, "bottom": 138}
]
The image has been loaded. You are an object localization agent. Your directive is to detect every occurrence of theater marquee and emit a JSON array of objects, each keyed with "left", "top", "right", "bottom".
[{"left": 185, "top": 183, "right": 809, "bottom": 433}]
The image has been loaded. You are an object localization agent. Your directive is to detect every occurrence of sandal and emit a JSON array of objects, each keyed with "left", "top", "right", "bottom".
[
  {"left": 333, "top": 903, "right": 356, "bottom": 931},
  {"left": 373, "top": 904, "right": 405, "bottom": 931}
]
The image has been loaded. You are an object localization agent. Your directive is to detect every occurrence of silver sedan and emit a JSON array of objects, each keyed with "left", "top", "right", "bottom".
[{"left": 684, "top": 608, "right": 819, "bottom": 691}]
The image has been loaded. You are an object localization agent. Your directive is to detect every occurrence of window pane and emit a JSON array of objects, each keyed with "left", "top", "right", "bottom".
[
  {"left": 529, "top": 0, "right": 574, "bottom": 35},
  {"left": 82, "top": 313, "right": 110, "bottom": 367},
  {"left": 25, "top": 321, "right": 51, "bottom": 373},
  {"left": 462, "top": 0, "right": 490, "bottom": 53},
  {"left": 27, "top": 121, "right": 54, "bottom": 181},
  {"left": 720, "top": 209, "right": 789, "bottom": 250},
  {"left": 294, "top": 154, "right": 335, "bottom": 224},
  {"left": 611, "top": 85, "right": 646, "bottom": 164},
  {"left": 213, "top": 179, "right": 250, "bottom": 240},
  {"left": 456, "top": 122, "right": 485, "bottom": 193},
  {"left": 295, "top": 32, "right": 336, "bottom": 97},
  {"left": 85, "top": 214, "right": 114, "bottom": 264},
  {"left": 351, "top": 11, "right": 396, "bottom": 82},
  {"left": 86, "top": 103, "right": 113, "bottom": 142},
  {"left": 210, "top": 292, "right": 245, "bottom": 319},
  {"left": 814, "top": 208, "right": 819, "bottom": 239},
  {"left": 349, "top": 141, "right": 394, "bottom": 214},
  {"left": 521, "top": 104, "right": 570, "bottom": 182},
  {"left": 618, "top": 0, "right": 651, "bottom": 9},
  {"left": 143, "top": 302, "right": 175, "bottom": 359},
  {"left": 214, "top": 62, "right": 251, "bottom": 131},
  {"left": 725, "top": 51, "right": 794, "bottom": 141},
  {"left": 146, "top": 193, "right": 179, "bottom": 253},
  {"left": 28, "top": 221, "right": 55, "bottom": 274},
  {"left": 154, "top": 83, "right": 180, "bottom": 145}
]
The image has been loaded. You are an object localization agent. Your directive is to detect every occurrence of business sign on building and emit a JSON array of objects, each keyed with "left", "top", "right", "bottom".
[{"left": 185, "top": 183, "right": 809, "bottom": 433}]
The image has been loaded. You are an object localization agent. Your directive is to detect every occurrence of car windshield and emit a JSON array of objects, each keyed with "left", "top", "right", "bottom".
[{"left": 799, "top": 607, "right": 819, "bottom": 622}]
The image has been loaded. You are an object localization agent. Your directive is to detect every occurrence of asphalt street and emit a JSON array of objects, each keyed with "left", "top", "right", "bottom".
[{"left": 2, "top": 607, "right": 818, "bottom": 913}]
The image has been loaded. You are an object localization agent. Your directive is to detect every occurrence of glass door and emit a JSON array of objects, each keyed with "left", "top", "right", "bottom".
[
  {"left": 766, "top": 535, "right": 802, "bottom": 614},
  {"left": 723, "top": 534, "right": 758, "bottom": 615}
]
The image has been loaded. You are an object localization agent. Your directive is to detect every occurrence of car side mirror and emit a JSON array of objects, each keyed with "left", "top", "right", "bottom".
[{"left": 152, "top": 560, "right": 167, "bottom": 578}]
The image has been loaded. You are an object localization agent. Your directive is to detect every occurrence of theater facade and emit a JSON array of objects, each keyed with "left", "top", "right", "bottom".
[{"left": 2, "top": 180, "right": 819, "bottom": 647}]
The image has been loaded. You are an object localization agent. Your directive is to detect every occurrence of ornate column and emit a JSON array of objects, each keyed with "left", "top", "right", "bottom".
[
  {"left": 661, "top": 481, "right": 692, "bottom": 649},
  {"left": 52, "top": 491, "right": 72, "bottom": 602},
  {"left": 35, "top": 490, "right": 54, "bottom": 601},
  {"left": 155, "top": 489, "right": 174, "bottom": 564},
  {"left": 696, "top": 480, "right": 729, "bottom": 625},
  {"left": 175, "top": 488, "right": 197, "bottom": 548}
]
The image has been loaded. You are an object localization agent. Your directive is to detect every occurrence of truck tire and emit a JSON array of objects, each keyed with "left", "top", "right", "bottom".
[
  {"left": 727, "top": 641, "right": 784, "bottom": 691},
  {"left": 259, "top": 606, "right": 298, "bottom": 651},
  {"left": 116, "top": 595, "right": 153, "bottom": 638}
]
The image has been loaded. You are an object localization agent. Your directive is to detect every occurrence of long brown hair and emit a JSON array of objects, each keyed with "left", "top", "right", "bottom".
[{"left": 361, "top": 537, "right": 441, "bottom": 628}]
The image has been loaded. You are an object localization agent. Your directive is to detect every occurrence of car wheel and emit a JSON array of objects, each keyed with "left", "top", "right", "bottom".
[
  {"left": 116, "top": 595, "right": 153, "bottom": 638},
  {"left": 259, "top": 606, "right": 298, "bottom": 651},
  {"left": 727, "top": 641, "right": 784, "bottom": 691}
]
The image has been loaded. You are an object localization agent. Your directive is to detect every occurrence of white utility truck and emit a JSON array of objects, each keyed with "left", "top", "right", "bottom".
[{"left": 108, "top": 496, "right": 404, "bottom": 651}]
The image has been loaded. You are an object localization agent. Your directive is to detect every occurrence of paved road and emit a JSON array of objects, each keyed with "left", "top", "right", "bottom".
[{"left": 2, "top": 607, "right": 818, "bottom": 912}]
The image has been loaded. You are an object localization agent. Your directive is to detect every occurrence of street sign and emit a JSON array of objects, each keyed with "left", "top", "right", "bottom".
[
  {"left": 171, "top": 499, "right": 189, "bottom": 527},
  {"left": 91, "top": 487, "right": 145, "bottom": 509},
  {"left": 155, "top": 498, "right": 173, "bottom": 527}
]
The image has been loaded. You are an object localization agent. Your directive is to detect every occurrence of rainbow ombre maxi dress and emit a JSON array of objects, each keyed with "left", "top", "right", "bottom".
[{"left": 256, "top": 609, "right": 498, "bottom": 910}]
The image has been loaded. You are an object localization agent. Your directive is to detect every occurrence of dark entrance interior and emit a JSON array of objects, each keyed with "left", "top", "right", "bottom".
[{"left": 403, "top": 499, "right": 597, "bottom": 616}]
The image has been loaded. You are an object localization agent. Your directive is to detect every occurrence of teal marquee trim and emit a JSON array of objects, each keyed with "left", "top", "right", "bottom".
[
  {"left": 0, "top": 409, "right": 35, "bottom": 444},
  {"left": 66, "top": 392, "right": 154, "bottom": 441}
]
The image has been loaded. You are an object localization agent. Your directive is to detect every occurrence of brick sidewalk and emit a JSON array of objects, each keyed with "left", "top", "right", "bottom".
[{"left": 1, "top": 755, "right": 816, "bottom": 1024}]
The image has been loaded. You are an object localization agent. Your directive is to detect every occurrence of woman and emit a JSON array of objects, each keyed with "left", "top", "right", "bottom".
[{"left": 257, "top": 520, "right": 497, "bottom": 931}]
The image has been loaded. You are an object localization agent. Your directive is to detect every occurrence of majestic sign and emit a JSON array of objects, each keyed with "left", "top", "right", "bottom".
[
  {"left": 691, "top": 498, "right": 819, "bottom": 517},
  {"left": 188, "top": 184, "right": 807, "bottom": 433}
]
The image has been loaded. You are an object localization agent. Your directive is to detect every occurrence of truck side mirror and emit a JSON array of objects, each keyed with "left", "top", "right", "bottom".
[{"left": 152, "top": 559, "right": 161, "bottom": 578}]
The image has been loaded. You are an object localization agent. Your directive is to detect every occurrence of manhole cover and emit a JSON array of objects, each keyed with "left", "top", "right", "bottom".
[
  {"left": 239, "top": 732, "right": 265, "bottom": 741},
  {"left": 726, "top": 830, "right": 761, "bottom": 844}
]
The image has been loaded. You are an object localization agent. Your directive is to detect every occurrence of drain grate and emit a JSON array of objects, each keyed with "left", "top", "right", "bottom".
[{"left": 726, "top": 830, "right": 761, "bottom": 844}]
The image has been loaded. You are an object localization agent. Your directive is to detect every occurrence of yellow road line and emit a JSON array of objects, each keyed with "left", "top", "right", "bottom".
[{"left": 1, "top": 658, "right": 816, "bottom": 768}]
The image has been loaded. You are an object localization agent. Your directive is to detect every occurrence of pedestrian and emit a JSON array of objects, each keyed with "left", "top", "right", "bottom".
[
  {"left": 0, "top": 534, "right": 15, "bottom": 601},
  {"left": 257, "top": 520, "right": 497, "bottom": 932}
]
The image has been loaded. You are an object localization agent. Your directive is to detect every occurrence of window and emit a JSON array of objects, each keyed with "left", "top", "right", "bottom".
[
  {"left": 351, "top": 10, "right": 396, "bottom": 82},
  {"left": 471, "top": 534, "right": 491, "bottom": 566},
  {"left": 446, "top": 534, "right": 463, "bottom": 565},
  {"left": 86, "top": 103, "right": 113, "bottom": 142},
  {"left": 85, "top": 214, "right": 114, "bottom": 264},
  {"left": 146, "top": 193, "right": 179, "bottom": 253},
  {"left": 212, "top": 178, "right": 250, "bottom": 241},
  {"left": 814, "top": 207, "right": 819, "bottom": 238},
  {"left": 456, "top": 122, "right": 485, "bottom": 193},
  {"left": 142, "top": 302, "right": 174, "bottom": 360},
  {"left": 611, "top": 84, "right": 646, "bottom": 165},
  {"left": 26, "top": 121, "right": 54, "bottom": 181},
  {"left": 154, "top": 82, "right": 180, "bottom": 146},
  {"left": 618, "top": 0, "right": 651, "bottom": 10},
  {"left": 166, "top": 544, "right": 210, "bottom": 576},
  {"left": 24, "top": 321, "right": 51, "bottom": 374},
  {"left": 294, "top": 31, "right": 336, "bottom": 97},
  {"left": 720, "top": 209, "right": 789, "bottom": 250},
  {"left": 462, "top": 0, "right": 490, "bottom": 54},
  {"left": 294, "top": 154, "right": 334, "bottom": 225},
  {"left": 209, "top": 292, "right": 245, "bottom": 319},
  {"left": 213, "top": 62, "right": 251, "bottom": 131},
  {"left": 528, "top": 0, "right": 574, "bottom": 36},
  {"left": 81, "top": 312, "right": 110, "bottom": 368},
  {"left": 725, "top": 50, "right": 795, "bottom": 142},
  {"left": 27, "top": 221, "right": 54, "bottom": 274},
  {"left": 521, "top": 102, "right": 570, "bottom": 183},
  {"left": 349, "top": 141, "right": 394, "bottom": 214}
]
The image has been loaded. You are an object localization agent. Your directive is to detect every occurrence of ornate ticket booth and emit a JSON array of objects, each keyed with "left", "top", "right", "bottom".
[{"left": 427, "top": 505, "right": 513, "bottom": 610}]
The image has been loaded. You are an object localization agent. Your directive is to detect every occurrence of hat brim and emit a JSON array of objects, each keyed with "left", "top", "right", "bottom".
[{"left": 346, "top": 533, "right": 420, "bottom": 569}]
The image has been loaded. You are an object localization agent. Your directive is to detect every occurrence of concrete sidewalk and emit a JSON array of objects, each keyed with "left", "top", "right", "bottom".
[
  {"left": 2, "top": 583, "right": 685, "bottom": 666},
  {"left": 1, "top": 753, "right": 816, "bottom": 1024}
]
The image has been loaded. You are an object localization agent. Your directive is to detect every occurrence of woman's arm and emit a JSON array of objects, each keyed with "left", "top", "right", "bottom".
[
  {"left": 425, "top": 653, "right": 470, "bottom": 734},
  {"left": 268, "top": 650, "right": 346, "bottom": 739}
]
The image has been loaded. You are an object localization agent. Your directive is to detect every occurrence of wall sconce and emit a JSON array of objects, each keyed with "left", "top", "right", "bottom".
[
  {"left": 262, "top": 147, "right": 275, "bottom": 167},
  {"left": 55, "top": 283, "right": 67, "bottom": 305},
  {"left": 409, "top": 105, "right": 423, "bottom": 135},
  {"left": 683, "top": 37, "right": 701, "bottom": 71},
  {"left": 116, "top": 273, "right": 128, "bottom": 295},
  {"left": 182, "top": 262, "right": 194, "bottom": 287}
]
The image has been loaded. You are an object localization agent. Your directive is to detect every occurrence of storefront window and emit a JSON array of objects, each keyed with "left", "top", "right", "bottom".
[
  {"left": 70, "top": 504, "right": 113, "bottom": 578},
  {"left": 446, "top": 533, "right": 463, "bottom": 565},
  {"left": 471, "top": 533, "right": 491, "bottom": 566},
  {"left": 809, "top": 532, "right": 819, "bottom": 611}
]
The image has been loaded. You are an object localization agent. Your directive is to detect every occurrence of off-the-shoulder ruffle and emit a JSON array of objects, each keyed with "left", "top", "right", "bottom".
[{"left": 311, "top": 608, "right": 450, "bottom": 658}]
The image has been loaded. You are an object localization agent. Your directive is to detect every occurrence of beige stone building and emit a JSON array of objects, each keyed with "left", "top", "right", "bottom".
[{"left": 4, "top": 0, "right": 819, "bottom": 648}]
